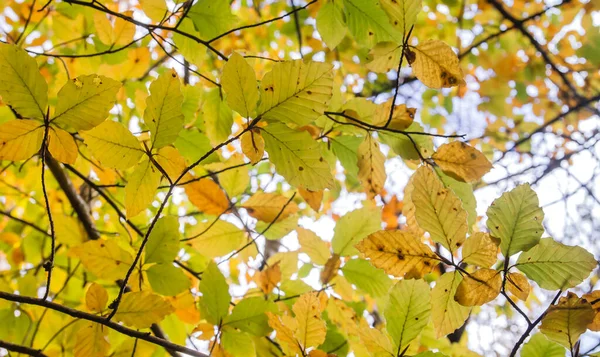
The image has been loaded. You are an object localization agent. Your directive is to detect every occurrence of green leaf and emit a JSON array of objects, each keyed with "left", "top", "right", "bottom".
[
  {"left": 188, "top": 0, "right": 237, "bottom": 40},
  {"left": 515, "top": 238, "right": 597, "bottom": 290},
  {"left": 431, "top": 271, "right": 470, "bottom": 338},
  {"left": 262, "top": 122, "right": 334, "bottom": 191},
  {"left": 0, "top": 43, "right": 48, "bottom": 119},
  {"left": 380, "top": 122, "right": 433, "bottom": 160},
  {"left": 343, "top": 0, "right": 402, "bottom": 47},
  {"left": 521, "top": 333, "right": 566, "bottom": 357},
  {"left": 145, "top": 216, "right": 180, "bottom": 264},
  {"left": 52, "top": 74, "right": 121, "bottom": 131},
  {"left": 221, "top": 52, "right": 259, "bottom": 118},
  {"left": 145, "top": 69, "right": 184, "bottom": 149},
  {"left": 486, "top": 183, "right": 544, "bottom": 257},
  {"left": 331, "top": 206, "right": 381, "bottom": 256},
  {"left": 125, "top": 158, "right": 162, "bottom": 217},
  {"left": 202, "top": 87, "right": 233, "bottom": 146},
  {"left": 342, "top": 258, "right": 392, "bottom": 297},
  {"left": 436, "top": 168, "right": 477, "bottom": 231},
  {"left": 81, "top": 120, "right": 143, "bottom": 171},
  {"left": 330, "top": 135, "right": 361, "bottom": 183},
  {"left": 174, "top": 129, "right": 220, "bottom": 164},
  {"left": 316, "top": 0, "right": 347, "bottom": 49},
  {"left": 221, "top": 329, "right": 256, "bottom": 357},
  {"left": 147, "top": 263, "right": 190, "bottom": 296},
  {"left": 385, "top": 279, "right": 431, "bottom": 350},
  {"left": 199, "top": 261, "right": 231, "bottom": 325},
  {"left": 380, "top": 0, "right": 421, "bottom": 38},
  {"left": 257, "top": 60, "right": 334, "bottom": 127},
  {"left": 223, "top": 297, "right": 277, "bottom": 336}
]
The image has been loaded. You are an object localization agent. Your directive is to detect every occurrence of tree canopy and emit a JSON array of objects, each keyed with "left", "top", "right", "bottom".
[{"left": 0, "top": 0, "right": 599, "bottom": 356}]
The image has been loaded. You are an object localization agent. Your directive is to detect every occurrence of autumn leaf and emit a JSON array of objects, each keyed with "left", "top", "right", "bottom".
[
  {"left": 540, "top": 292, "right": 594, "bottom": 348},
  {"left": 242, "top": 192, "right": 299, "bottom": 222},
  {"left": 357, "top": 135, "right": 387, "bottom": 199},
  {"left": 455, "top": 268, "right": 502, "bottom": 306},
  {"left": 461, "top": 232, "right": 498, "bottom": 268},
  {"left": 407, "top": 39, "right": 466, "bottom": 88},
  {"left": 292, "top": 292, "right": 327, "bottom": 349},
  {"left": 432, "top": 141, "right": 493, "bottom": 183},
  {"left": 0, "top": 120, "right": 44, "bottom": 161},
  {"left": 385, "top": 279, "right": 431, "bottom": 349},
  {"left": 113, "top": 291, "right": 174, "bottom": 328},
  {"left": 81, "top": 120, "right": 144, "bottom": 171},
  {"left": 184, "top": 176, "right": 230, "bottom": 215},
  {"left": 431, "top": 272, "right": 471, "bottom": 338},
  {"left": 240, "top": 129, "right": 265, "bottom": 164},
  {"left": 221, "top": 52, "right": 259, "bottom": 118}
]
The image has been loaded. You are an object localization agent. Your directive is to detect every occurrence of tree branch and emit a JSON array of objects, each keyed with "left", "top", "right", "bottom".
[{"left": 0, "top": 339, "right": 47, "bottom": 357}]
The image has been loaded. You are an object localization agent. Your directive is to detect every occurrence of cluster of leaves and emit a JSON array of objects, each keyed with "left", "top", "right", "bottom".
[{"left": 0, "top": 0, "right": 599, "bottom": 356}]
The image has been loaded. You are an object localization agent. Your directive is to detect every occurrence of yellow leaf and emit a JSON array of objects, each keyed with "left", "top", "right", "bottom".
[
  {"left": 298, "top": 188, "right": 323, "bottom": 212},
  {"left": 80, "top": 120, "right": 144, "bottom": 171},
  {"left": 297, "top": 227, "right": 330, "bottom": 266},
  {"left": 221, "top": 52, "right": 259, "bottom": 118},
  {"left": 242, "top": 192, "right": 298, "bottom": 222},
  {"left": 583, "top": 290, "right": 600, "bottom": 331},
  {"left": 266, "top": 311, "right": 303, "bottom": 356},
  {"left": 455, "top": 268, "right": 502, "bottom": 306},
  {"left": 187, "top": 220, "right": 245, "bottom": 258},
  {"left": 113, "top": 291, "right": 174, "bottom": 329},
  {"left": 145, "top": 69, "right": 184, "bottom": 150},
  {"left": 258, "top": 60, "right": 334, "bottom": 127},
  {"left": 193, "top": 322, "right": 216, "bottom": 340},
  {"left": 411, "top": 165, "right": 467, "bottom": 253},
  {"left": 540, "top": 292, "right": 594, "bottom": 348},
  {"left": 431, "top": 271, "right": 470, "bottom": 338},
  {"left": 366, "top": 42, "right": 403, "bottom": 73},
  {"left": 125, "top": 158, "right": 162, "bottom": 217},
  {"left": 373, "top": 100, "right": 416, "bottom": 131},
  {"left": 205, "top": 154, "right": 249, "bottom": 198},
  {"left": 357, "top": 135, "right": 387, "bottom": 199},
  {"left": 0, "top": 120, "right": 44, "bottom": 161},
  {"left": 113, "top": 12, "right": 136, "bottom": 46},
  {"left": 93, "top": 13, "right": 113, "bottom": 46},
  {"left": 71, "top": 239, "right": 133, "bottom": 280},
  {"left": 0, "top": 43, "right": 48, "bottom": 119},
  {"left": 293, "top": 292, "right": 327, "bottom": 349},
  {"left": 506, "top": 272, "right": 531, "bottom": 301},
  {"left": 256, "top": 261, "right": 281, "bottom": 295},
  {"left": 461, "top": 232, "right": 498, "bottom": 268},
  {"left": 402, "top": 173, "right": 425, "bottom": 237},
  {"left": 355, "top": 230, "right": 437, "bottom": 278},
  {"left": 184, "top": 176, "right": 230, "bottom": 215},
  {"left": 320, "top": 254, "right": 340, "bottom": 285},
  {"left": 154, "top": 146, "right": 187, "bottom": 181},
  {"left": 74, "top": 322, "right": 110, "bottom": 357},
  {"left": 380, "top": 0, "right": 422, "bottom": 36},
  {"left": 241, "top": 129, "right": 264, "bottom": 164},
  {"left": 407, "top": 39, "right": 466, "bottom": 89},
  {"left": 48, "top": 125, "right": 78, "bottom": 164},
  {"left": 140, "top": 0, "right": 168, "bottom": 22},
  {"left": 86, "top": 283, "right": 108, "bottom": 313},
  {"left": 432, "top": 141, "right": 493, "bottom": 183},
  {"left": 357, "top": 318, "right": 395, "bottom": 356}
]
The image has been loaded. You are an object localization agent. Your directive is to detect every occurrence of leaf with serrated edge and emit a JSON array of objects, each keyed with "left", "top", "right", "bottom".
[
  {"left": 332, "top": 206, "right": 382, "bottom": 256},
  {"left": 385, "top": 279, "right": 431, "bottom": 349},
  {"left": 257, "top": 60, "right": 334, "bottom": 127},
  {"left": 411, "top": 165, "right": 467, "bottom": 253},
  {"left": 540, "top": 292, "right": 594, "bottom": 349},
  {"left": 262, "top": 123, "right": 334, "bottom": 190},
  {"left": 187, "top": 219, "right": 245, "bottom": 258},
  {"left": 113, "top": 291, "right": 174, "bottom": 328},
  {"left": 145, "top": 216, "right": 179, "bottom": 265},
  {"left": 184, "top": 175, "right": 230, "bottom": 215},
  {"left": 358, "top": 135, "right": 387, "bottom": 199},
  {"left": 125, "top": 158, "right": 162, "bottom": 217},
  {"left": 71, "top": 239, "right": 133, "bottom": 280},
  {"left": 145, "top": 69, "right": 184, "bottom": 149},
  {"left": 432, "top": 272, "right": 471, "bottom": 338},
  {"left": 455, "top": 268, "right": 501, "bottom": 307},
  {"left": 432, "top": 141, "right": 492, "bottom": 183},
  {"left": 221, "top": 52, "right": 259, "bottom": 118},
  {"left": 297, "top": 228, "right": 330, "bottom": 266},
  {"left": 486, "top": 183, "right": 544, "bottom": 257},
  {"left": 380, "top": 0, "right": 421, "bottom": 38},
  {"left": 81, "top": 120, "right": 143, "bottom": 171},
  {"left": 407, "top": 40, "right": 465, "bottom": 89},
  {"left": 52, "top": 74, "right": 121, "bottom": 131},
  {"left": 521, "top": 333, "right": 566, "bottom": 357},
  {"left": 293, "top": 292, "right": 327, "bottom": 349},
  {"left": 515, "top": 238, "right": 597, "bottom": 290},
  {"left": 0, "top": 44, "right": 48, "bottom": 119},
  {"left": 356, "top": 230, "right": 437, "bottom": 278}
]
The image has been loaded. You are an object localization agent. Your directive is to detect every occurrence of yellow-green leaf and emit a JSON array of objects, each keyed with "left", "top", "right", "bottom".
[
  {"left": 198, "top": 261, "right": 231, "bottom": 325},
  {"left": 81, "top": 120, "right": 144, "bottom": 171},
  {"left": 221, "top": 52, "right": 259, "bottom": 118},
  {"left": 385, "top": 279, "right": 431, "bottom": 349},
  {"left": 411, "top": 165, "right": 468, "bottom": 253},
  {"left": 145, "top": 69, "right": 184, "bottom": 149},
  {"left": 380, "top": 0, "right": 421, "bottom": 37},
  {"left": 521, "top": 333, "right": 566, "bottom": 357},
  {"left": 432, "top": 271, "right": 470, "bottom": 338},
  {"left": 461, "top": 232, "right": 498, "bottom": 268},
  {"left": 331, "top": 206, "right": 381, "bottom": 256},
  {"left": 0, "top": 119, "right": 44, "bottom": 161},
  {"left": 48, "top": 125, "right": 78, "bottom": 164},
  {"left": 262, "top": 123, "right": 334, "bottom": 191},
  {"left": 486, "top": 183, "right": 544, "bottom": 257},
  {"left": 366, "top": 42, "right": 403, "bottom": 73},
  {"left": 257, "top": 60, "right": 334, "bottom": 127},
  {"left": 71, "top": 239, "right": 133, "bottom": 280},
  {"left": 147, "top": 263, "right": 190, "bottom": 296},
  {"left": 432, "top": 141, "right": 493, "bottom": 183},
  {"left": 515, "top": 238, "right": 597, "bottom": 290},
  {"left": 0, "top": 44, "right": 47, "bottom": 119},
  {"left": 455, "top": 268, "right": 501, "bottom": 306},
  {"left": 113, "top": 291, "right": 174, "bottom": 328},
  {"left": 357, "top": 135, "right": 387, "bottom": 199},
  {"left": 202, "top": 87, "right": 233, "bottom": 146},
  {"left": 125, "top": 158, "right": 162, "bottom": 217},
  {"left": 343, "top": 0, "right": 402, "bottom": 47},
  {"left": 297, "top": 227, "right": 330, "bottom": 266},
  {"left": 316, "top": 0, "right": 347, "bottom": 50},
  {"left": 242, "top": 192, "right": 298, "bottom": 222},
  {"left": 293, "top": 292, "right": 327, "bottom": 349},
  {"left": 540, "top": 292, "right": 594, "bottom": 349},
  {"left": 355, "top": 230, "right": 437, "bottom": 278},
  {"left": 145, "top": 216, "right": 179, "bottom": 264},
  {"left": 52, "top": 74, "right": 121, "bottom": 131},
  {"left": 74, "top": 322, "right": 110, "bottom": 357},
  {"left": 407, "top": 40, "right": 466, "bottom": 89},
  {"left": 186, "top": 219, "right": 245, "bottom": 258}
]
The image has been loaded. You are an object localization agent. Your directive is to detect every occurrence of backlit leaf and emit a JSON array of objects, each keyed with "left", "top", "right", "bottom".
[
  {"left": 184, "top": 176, "right": 230, "bottom": 215},
  {"left": 125, "top": 158, "right": 162, "bottom": 217},
  {"left": 293, "top": 292, "right": 327, "bottom": 349},
  {"left": 74, "top": 322, "right": 110, "bottom": 357},
  {"left": 343, "top": 0, "right": 402, "bottom": 47},
  {"left": 71, "top": 239, "right": 133, "bottom": 280},
  {"left": 461, "top": 232, "right": 498, "bottom": 268},
  {"left": 147, "top": 263, "right": 190, "bottom": 296},
  {"left": 380, "top": 0, "right": 421, "bottom": 37},
  {"left": 316, "top": 0, "right": 347, "bottom": 50},
  {"left": 357, "top": 135, "right": 387, "bottom": 199},
  {"left": 113, "top": 291, "right": 174, "bottom": 328},
  {"left": 431, "top": 272, "right": 470, "bottom": 338},
  {"left": 297, "top": 228, "right": 330, "bottom": 266},
  {"left": 540, "top": 292, "right": 594, "bottom": 348},
  {"left": 221, "top": 52, "right": 259, "bottom": 118},
  {"left": 455, "top": 268, "right": 501, "bottom": 307},
  {"left": 385, "top": 279, "right": 431, "bottom": 349},
  {"left": 407, "top": 40, "right": 465, "bottom": 89},
  {"left": 0, "top": 119, "right": 44, "bottom": 161},
  {"left": 145, "top": 69, "right": 184, "bottom": 150},
  {"left": 521, "top": 333, "right": 566, "bottom": 357},
  {"left": 242, "top": 192, "right": 298, "bottom": 222},
  {"left": 198, "top": 261, "right": 231, "bottom": 324},
  {"left": 48, "top": 125, "right": 78, "bottom": 164},
  {"left": 506, "top": 272, "right": 531, "bottom": 301},
  {"left": 223, "top": 297, "right": 277, "bottom": 336},
  {"left": 81, "top": 120, "right": 143, "bottom": 171},
  {"left": 331, "top": 205, "right": 381, "bottom": 256},
  {"left": 145, "top": 216, "right": 179, "bottom": 265},
  {"left": 85, "top": 283, "right": 108, "bottom": 313},
  {"left": 432, "top": 141, "right": 493, "bottom": 183},
  {"left": 341, "top": 258, "right": 392, "bottom": 298},
  {"left": 241, "top": 129, "right": 264, "bottom": 164},
  {"left": 186, "top": 219, "right": 245, "bottom": 258}
]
